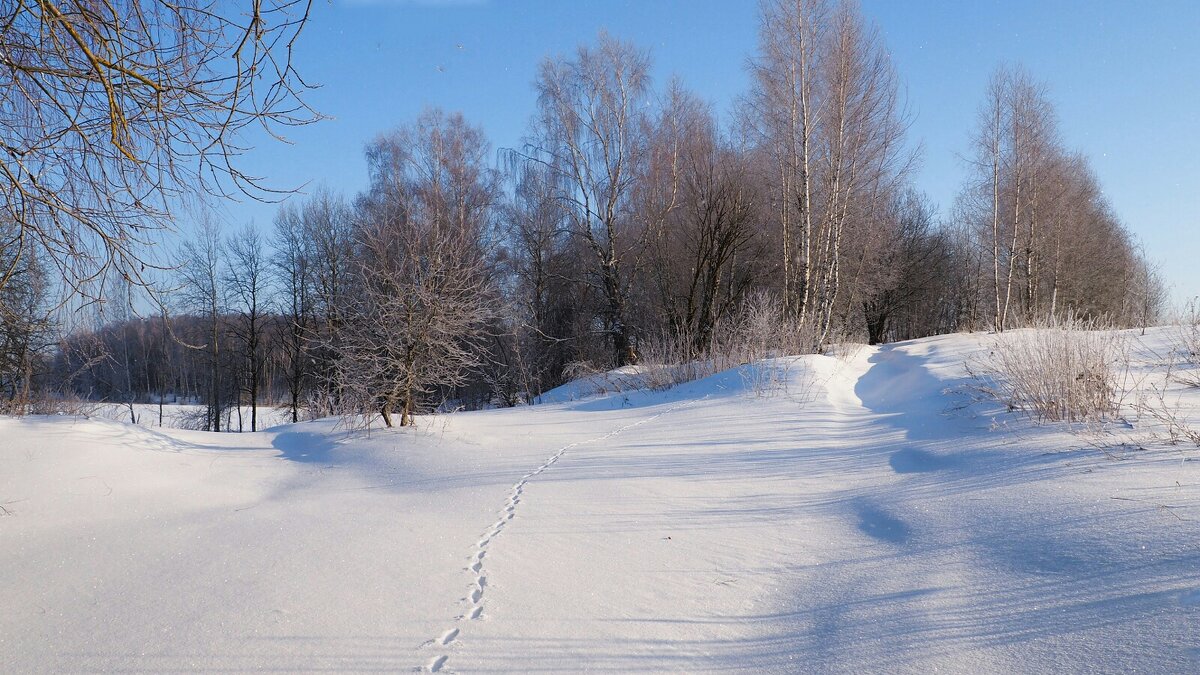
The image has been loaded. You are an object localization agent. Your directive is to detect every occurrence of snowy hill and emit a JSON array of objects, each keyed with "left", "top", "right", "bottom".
[{"left": 2, "top": 331, "right": 1199, "bottom": 673}]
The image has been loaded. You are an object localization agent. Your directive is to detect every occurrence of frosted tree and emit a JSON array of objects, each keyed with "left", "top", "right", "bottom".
[{"left": 339, "top": 110, "right": 498, "bottom": 427}]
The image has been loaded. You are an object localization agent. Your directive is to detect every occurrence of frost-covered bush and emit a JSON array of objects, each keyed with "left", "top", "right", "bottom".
[
  {"left": 635, "top": 332, "right": 718, "bottom": 392},
  {"left": 1135, "top": 382, "right": 1200, "bottom": 448},
  {"left": 1134, "top": 302, "right": 1200, "bottom": 447},
  {"left": 1173, "top": 299, "right": 1200, "bottom": 388},
  {"left": 635, "top": 292, "right": 821, "bottom": 394},
  {"left": 971, "top": 314, "right": 1131, "bottom": 423}
]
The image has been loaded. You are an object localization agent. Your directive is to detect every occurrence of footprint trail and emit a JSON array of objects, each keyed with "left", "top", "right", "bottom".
[{"left": 418, "top": 396, "right": 707, "bottom": 671}]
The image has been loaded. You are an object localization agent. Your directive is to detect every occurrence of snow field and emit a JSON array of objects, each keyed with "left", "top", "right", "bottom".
[{"left": 2, "top": 329, "right": 1199, "bottom": 673}]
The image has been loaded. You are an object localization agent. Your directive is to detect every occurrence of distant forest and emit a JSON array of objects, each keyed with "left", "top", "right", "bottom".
[{"left": 0, "top": 0, "right": 1163, "bottom": 427}]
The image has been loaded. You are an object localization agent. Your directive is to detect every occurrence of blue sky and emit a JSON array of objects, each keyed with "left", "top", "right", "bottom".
[{"left": 231, "top": 0, "right": 1200, "bottom": 303}]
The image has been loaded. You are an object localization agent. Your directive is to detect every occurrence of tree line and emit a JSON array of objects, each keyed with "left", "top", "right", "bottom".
[{"left": 0, "top": 0, "right": 1163, "bottom": 426}]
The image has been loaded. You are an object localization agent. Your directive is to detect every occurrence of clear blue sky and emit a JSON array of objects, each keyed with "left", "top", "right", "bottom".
[{"left": 230, "top": 0, "right": 1200, "bottom": 303}]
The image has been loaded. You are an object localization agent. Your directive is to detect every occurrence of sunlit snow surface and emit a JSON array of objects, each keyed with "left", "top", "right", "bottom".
[{"left": 2, "top": 329, "right": 1199, "bottom": 673}]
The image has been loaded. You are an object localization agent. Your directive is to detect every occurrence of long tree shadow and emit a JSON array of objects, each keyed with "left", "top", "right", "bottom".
[
  {"left": 851, "top": 497, "right": 912, "bottom": 544},
  {"left": 852, "top": 343, "right": 1065, "bottom": 476},
  {"left": 853, "top": 342, "right": 978, "bottom": 442},
  {"left": 271, "top": 430, "right": 338, "bottom": 464}
]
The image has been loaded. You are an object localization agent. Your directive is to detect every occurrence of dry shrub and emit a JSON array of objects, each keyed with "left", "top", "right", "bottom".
[
  {"left": 558, "top": 361, "right": 639, "bottom": 395},
  {"left": 561, "top": 360, "right": 609, "bottom": 387},
  {"left": 1135, "top": 380, "right": 1200, "bottom": 448},
  {"left": 635, "top": 333, "right": 715, "bottom": 392},
  {"left": 636, "top": 292, "right": 821, "bottom": 396},
  {"left": 723, "top": 294, "right": 821, "bottom": 396},
  {"left": 174, "top": 405, "right": 218, "bottom": 431},
  {"left": 1172, "top": 299, "right": 1200, "bottom": 388},
  {"left": 2, "top": 393, "right": 103, "bottom": 418},
  {"left": 970, "top": 313, "right": 1132, "bottom": 423},
  {"left": 1134, "top": 304, "right": 1200, "bottom": 447},
  {"left": 552, "top": 292, "right": 822, "bottom": 401}
]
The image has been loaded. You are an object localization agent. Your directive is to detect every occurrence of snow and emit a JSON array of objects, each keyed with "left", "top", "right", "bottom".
[
  {"left": 89, "top": 402, "right": 297, "bottom": 430},
  {"left": 3, "top": 329, "right": 1199, "bottom": 672}
]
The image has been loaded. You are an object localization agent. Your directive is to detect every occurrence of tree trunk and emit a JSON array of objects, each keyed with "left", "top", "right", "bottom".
[
  {"left": 990, "top": 94, "right": 1003, "bottom": 332},
  {"left": 250, "top": 355, "right": 258, "bottom": 432},
  {"left": 402, "top": 396, "right": 414, "bottom": 428},
  {"left": 211, "top": 321, "right": 220, "bottom": 433}
]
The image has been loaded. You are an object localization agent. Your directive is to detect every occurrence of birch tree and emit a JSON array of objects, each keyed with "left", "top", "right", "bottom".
[
  {"left": 748, "top": 0, "right": 827, "bottom": 321},
  {"left": 748, "top": 0, "right": 912, "bottom": 342},
  {"left": 959, "top": 66, "right": 1152, "bottom": 327},
  {"left": 810, "top": 2, "right": 912, "bottom": 342},
  {"left": 524, "top": 32, "right": 652, "bottom": 366}
]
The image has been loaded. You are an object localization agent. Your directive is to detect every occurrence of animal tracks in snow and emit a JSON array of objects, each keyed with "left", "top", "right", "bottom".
[{"left": 418, "top": 396, "right": 707, "bottom": 672}]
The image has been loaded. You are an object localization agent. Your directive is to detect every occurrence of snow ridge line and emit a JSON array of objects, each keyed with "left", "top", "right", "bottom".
[{"left": 420, "top": 395, "right": 709, "bottom": 673}]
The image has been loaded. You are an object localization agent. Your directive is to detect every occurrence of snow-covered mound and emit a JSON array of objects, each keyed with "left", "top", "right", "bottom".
[
  {"left": 534, "top": 363, "right": 652, "bottom": 403},
  {"left": 534, "top": 354, "right": 842, "bottom": 409},
  {"left": 2, "top": 330, "right": 1199, "bottom": 673}
]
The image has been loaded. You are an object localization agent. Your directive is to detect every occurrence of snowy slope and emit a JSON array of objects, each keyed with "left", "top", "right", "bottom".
[{"left": 2, "top": 330, "right": 1199, "bottom": 673}]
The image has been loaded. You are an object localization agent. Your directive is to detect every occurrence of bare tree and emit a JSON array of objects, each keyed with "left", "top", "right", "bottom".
[
  {"left": 523, "top": 32, "right": 652, "bottom": 366},
  {"left": 301, "top": 188, "right": 354, "bottom": 413},
  {"left": 498, "top": 161, "right": 577, "bottom": 400},
  {"left": 1127, "top": 243, "right": 1166, "bottom": 334},
  {"left": 225, "top": 225, "right": 271, "bottom": 431},
  {"left": 998, "top": 69, "right": 1057, "bottom": 328},
  {"left": 748, "top": 0, "right": 912, "bottom": 342},
  {"left": 0, "top": 0, "right": 318, "bottom": 303},
  {"left": 0, "top": 219, "right": 53, "bottom": 412},
  {"left": 975, "top": 69, "right": 1009, "bottom": 331},
  {"left": 271, "top": 202, "right": 313, "bottom": 423},
  {"left": 642, "top": 90, "right": 760, "bottom": 354},
  {"left": 176, "top": 217, "right": 225, "bottom": 431},
  {"left": 748, "top": 0, "right": 828, "bottom": 321},
  {"left": 810, "top": 2, "right": 912, "bottom": 342},
  {"left": 340, "top": 110, "right": 498, "bottom": 427},
  {"left": 100, "top": 272, "right": 139, "bottom": 422},
  {"left": 958, "top": 66, "right": 1146, "bottom": 329},
  {"left": 859, "top": 190, "right": 953, "bottom": 343},
  {"left": 964, "top": 67, "right": 1061, "bottom": 330}
]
